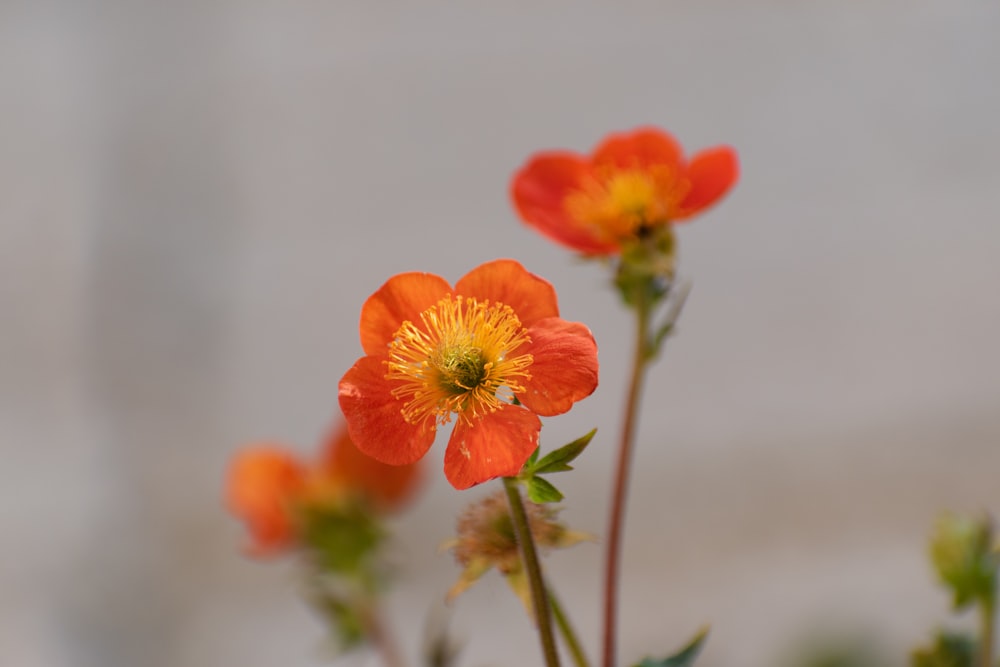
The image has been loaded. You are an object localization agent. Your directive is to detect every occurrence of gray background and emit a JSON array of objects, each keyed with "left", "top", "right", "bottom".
[{"left": 3, "top": 1, "right": 999, "bottom": 666}]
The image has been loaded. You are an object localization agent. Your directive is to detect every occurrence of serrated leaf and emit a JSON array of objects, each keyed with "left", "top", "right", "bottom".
[
  {"left": 633, "top": 626, "right": 709, "bottom": 667},
  {"left": 526, "top": 476, "right": 564, "bottom": 504},
  {"left": 531, "top": 429, "right": 597, "bottom": 475}
]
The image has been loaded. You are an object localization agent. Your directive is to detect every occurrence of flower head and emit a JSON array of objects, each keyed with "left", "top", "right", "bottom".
[
  {"left": 226, "top": 447, "right": 307, "bottom": 556},
  {"left": 511, "top": 127, "right": 738, "bottom": 256},
  {"left": 338, "top": 259, "right": 599, "bottom": 490},
  {"left": 225, "top": 424, "right": 422, "bottom": 557}
]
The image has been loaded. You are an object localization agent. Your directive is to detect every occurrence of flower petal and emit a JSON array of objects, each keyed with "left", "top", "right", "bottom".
[
  {"left": 443, "top": 407, "right": 541, "bottom": 489},
  {"left": 511, "top": 152, "right": 619, "bottom": 255},
  {"left": 339, "top": 356, "right": 436, "bottom": 465},
  {"left": 516, "top": 317, "right": 599, "bottom": 417},
  {"left": 454, "top": 259, "right": 559, "bottom": 327},
  {"left": 320, "top": 423, "right": 423, "bottom": 513},
  {"left": 592, "top": 127, "right": 684, "bottom": 171},
  {"left": 359, "top": 272, "right": 452, "bottom": 356},
  {"left": 225, "top": 446, "right": 306, "bottom": 556},
  {"left": 674, "top": 146, "right": 739, "bottom": 220}
]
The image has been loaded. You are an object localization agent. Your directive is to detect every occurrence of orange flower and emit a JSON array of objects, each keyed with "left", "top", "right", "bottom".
[
  {"left": 511, "top": 127, "right": 738, "bottom": 255},
  {"left": 338, "top": 259, "right": 599, "bottom": 490},
  {"left": 226, "top": 446, "right": 307, "bottom": 556},
  {"left": 317, "top": 424, "right": 423, "bottom": 513},
  {"left": 226, "top": 424, "right": 422, "bottom": 556}
]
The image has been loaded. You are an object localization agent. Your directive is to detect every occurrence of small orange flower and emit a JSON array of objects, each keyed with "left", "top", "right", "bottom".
[
  {"left": 226, "top": 424, "right": 422, "bottom": 556},
  {"left": 226, "top": 446, "right": 306, "bottom": 556},
  {"left": 338, "top": 259, "right": 599, "bottom": 490},
  {"left": 511, "top": 127, "right": 739, "bottom": 255}
]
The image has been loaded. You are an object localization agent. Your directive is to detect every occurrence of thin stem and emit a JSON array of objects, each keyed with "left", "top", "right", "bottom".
[
  {"left": 503, "top": 476, "right": 562, "bottom": 667},
  {"left": 361, "top": 601, "right": 408, "bottom": 667},
  {"left": 980, "top": 595, "right": 995, "bottom": 667},
  {"left": 550, "top": 587, "right": 591, "bottom": 667},
  {"left": 601, "top": 291, "right": 653, "bottom": 667}
]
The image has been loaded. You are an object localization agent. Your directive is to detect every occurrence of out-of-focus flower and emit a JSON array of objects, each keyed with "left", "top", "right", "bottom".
[
  {"left": 339, "top": 259, "right": 599, "bottom": 490},
  {"left": 226, "top": 447, "right": 307, "bottom": 556},
  {"left": 444, "top": 491, "right": 591, "bottom": 612},
  {"left": 225, "top": 424, "right": 422, "bottom": 557},
  {"left": 511, "top": 127, "right": 738, "bottom": 256}
]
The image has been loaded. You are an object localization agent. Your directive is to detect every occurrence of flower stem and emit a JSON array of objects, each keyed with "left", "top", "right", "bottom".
[
  {"left": 980, "top": 595, "right": 995, "bottom": 667},
  {"left": 602, "top": 290, "right": 653, "bottom": 667},
  {"left": 361, "top": 600, "right": 408, "bottom": 667},
  {"left": 550, "top": 587, "right": 591, "bottom": 667},
  {"left": 503, "top": 476, "right": 562, "bottom": 667}
]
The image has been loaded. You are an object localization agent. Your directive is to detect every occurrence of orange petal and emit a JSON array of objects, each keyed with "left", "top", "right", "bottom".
[
  {"left": 225, "top": 446, "right": 306, "bottom": 556},
  {"left": 454, "top": 259, "right": 559, "bottom": 328},
  {"left": 359, "top": 272, "right": 452, "bottom": 356},
  {"left": 320, "top": 422, "right": 424, "bottom": 513},
  {"left": 516, "top": 318, "right": 599, "bottom": 416},
  {"left": 339, "top": 356, "right": 437, "bottom": 465},
  {"left": 591, "top": 127, "right": 684, "bottom": 171},
  {"left": 443, "top": 408, "right": 541, "bottom": 490},
  {"left": 674, "top": 146, "right": 739, "bottom": 220},
  {"left": 511, "top": 152, "right": 619, "bottom": 255}
]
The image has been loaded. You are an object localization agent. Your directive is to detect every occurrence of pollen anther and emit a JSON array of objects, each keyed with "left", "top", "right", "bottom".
[{"left": 385, "top": 296, "right": 533, "bottom": 426}]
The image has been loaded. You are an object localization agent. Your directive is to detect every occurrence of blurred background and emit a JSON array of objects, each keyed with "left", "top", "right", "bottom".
[{"left": 3, "top": 1, "right": 999, "bottom": 666}]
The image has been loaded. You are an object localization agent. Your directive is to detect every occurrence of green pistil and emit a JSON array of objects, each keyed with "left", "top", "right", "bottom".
[{"left": 436, "top": 347, "right": 487, "bottom": 395}]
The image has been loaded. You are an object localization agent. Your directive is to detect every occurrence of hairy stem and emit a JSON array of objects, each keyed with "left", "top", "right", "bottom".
[
  {"left": 551, "top": 587, "right": 591, "bottom": 667},
  {"left": 504, "top": 476, "right": 561, "bottom": 667},
  {"left": 602, "top": 291, "right": 652, "bottom": 667}
]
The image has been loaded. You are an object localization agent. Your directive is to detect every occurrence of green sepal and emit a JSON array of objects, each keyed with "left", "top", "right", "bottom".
[
  {"left": 301, "top": 504, "right": 386, "bottom": 578},
  {"left": 529, "top": 429, "right": 596, "bottom": 475},
  {"left": 633, "top": 626, "right": 709, "bottom": 667},
  {"left": 525, "top": 476, "right": 564, "bottom": 504}
]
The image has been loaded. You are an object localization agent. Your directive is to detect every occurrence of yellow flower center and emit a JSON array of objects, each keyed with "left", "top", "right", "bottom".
[
  {"left": 564, "top": 165, "right": 690, "bottom": 242},
  {"left": 385, "top": 295, "right": 533, "bottom": 427}
]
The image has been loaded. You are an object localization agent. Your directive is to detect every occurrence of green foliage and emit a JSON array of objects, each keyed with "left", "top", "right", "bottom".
[
  {"left": 519, "top": 429, "right": 596, "bottom": 504},
  {"left": 633, "top": 626, "right": 709, "bottom": 667},
  {"left": 524, "top": 476, "right": 564, "bottom": 504},
  {"left": 910, "top": 631, "right": 977, "bottom": 667},
  {"left": 311, "top": 589, "right": 367, "bottom": 651},
  {"left": 929, "top": 512, "right": 998, "bottom": 610},
  {"left": 301, "top": 504, "right": 386, "bottom": 579}
]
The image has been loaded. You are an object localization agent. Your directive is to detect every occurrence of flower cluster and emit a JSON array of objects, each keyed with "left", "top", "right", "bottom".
[{"left": 226, "top": 125, "right": 741, "bottom": 667}]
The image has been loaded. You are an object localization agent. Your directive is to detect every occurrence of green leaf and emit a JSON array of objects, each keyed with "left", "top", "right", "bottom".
[
  {"left": 525, "top": 445, "right": 540, "bottom": 468},
  {"left": 531, "top": 429, "right": 597, "bottom": 475},
  {"left": 525, "top": 476, "right": 564, "bottom": 504},
  {"left": 633, "top": 626, "right": 709, "bottom": 667}
]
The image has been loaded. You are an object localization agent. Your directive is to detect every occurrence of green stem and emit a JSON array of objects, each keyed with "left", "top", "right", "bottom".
[
  {"left": 981, "top": 595, "right": 995, "bottom": 667},
  {"left": 503, "top": 476, "right": 561, "bottom": 667},
  {"left": 602, "top": 289, "right": 653, "bottom": 667},
  {"left": 550, "top": 587, "right": 591, "bottom": 667}
]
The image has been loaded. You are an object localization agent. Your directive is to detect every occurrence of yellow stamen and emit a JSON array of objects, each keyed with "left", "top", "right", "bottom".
[
  {"left": 564, "top": 165, "right": 690, "bottom": 241},
  {"left": 385, "top": 296, "right": 533, "bottom": 427}
]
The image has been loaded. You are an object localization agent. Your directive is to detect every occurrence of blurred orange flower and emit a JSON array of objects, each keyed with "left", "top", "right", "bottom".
[
  {"left": 339, "top": 259, "right": 599, "bottom": 490},
  {"left": 511, "top": 127, "right": 738, "bottom": 255},
  {"left": 225, "top": 424, "right": 422, "bottom": 557}
]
